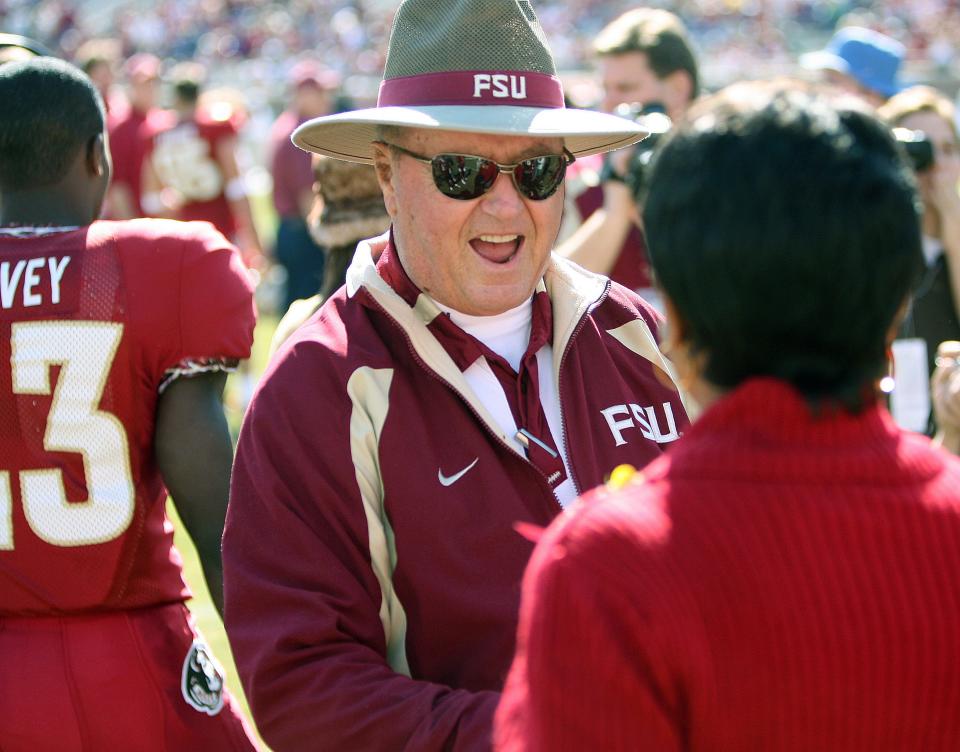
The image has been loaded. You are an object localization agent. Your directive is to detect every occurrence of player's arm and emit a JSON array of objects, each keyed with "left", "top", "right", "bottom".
[
  {"left": 215, "top": 135, "right": 263, "bottom": 258},
  {"left": 154, "top": 370, "right": 232, "bottom": 618},
  {"left": 154, "top": 226, "right": 254, "bottom": 618}
]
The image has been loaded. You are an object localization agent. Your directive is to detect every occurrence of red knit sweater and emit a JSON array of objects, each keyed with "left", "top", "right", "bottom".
[{"left": 496, "top": 378, "right": 960, "bottom": 751}]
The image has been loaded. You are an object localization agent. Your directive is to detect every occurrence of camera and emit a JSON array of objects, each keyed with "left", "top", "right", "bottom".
[
  {"left": 893, "top": 127, "right": 935, "bottom": 172},
  {"left": 601, "top": 102, "right": 672, "bottom": 203}
]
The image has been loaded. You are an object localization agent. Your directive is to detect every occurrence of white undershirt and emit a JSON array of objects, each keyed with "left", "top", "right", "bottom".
[{"left": 435, "top": 296, "right": 577, "bottom": 507}]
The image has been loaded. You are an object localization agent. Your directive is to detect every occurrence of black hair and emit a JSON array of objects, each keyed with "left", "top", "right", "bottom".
[
  {"left": 0, "top": 57, "right": 105, "bottom": 190},
  {"left": 643, "top": 81, "right": 924, "bottom": 412}
]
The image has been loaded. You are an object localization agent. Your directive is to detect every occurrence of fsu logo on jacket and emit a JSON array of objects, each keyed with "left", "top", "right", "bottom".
[{"left": 181, "top": 640, "right": 225, "bottom": 716}]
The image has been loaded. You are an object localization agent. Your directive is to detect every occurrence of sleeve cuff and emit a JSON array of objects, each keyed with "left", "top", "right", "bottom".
[{"left": 159, "top": 357, "right": 240, "bottom": 394}]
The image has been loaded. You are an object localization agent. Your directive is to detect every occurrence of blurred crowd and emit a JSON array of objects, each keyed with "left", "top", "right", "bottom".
[
  {"left": 6, "top": 1, "right": 960, "bottom": 215},
  {"left": 8, "top": 1, "right": 960, "bottom": 112}
]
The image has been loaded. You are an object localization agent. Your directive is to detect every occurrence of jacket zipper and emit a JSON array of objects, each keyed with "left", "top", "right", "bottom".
[
  {"left": 365, "top": 294, "right": 566, "bottom": 514},
  {"left": 557, "top": 280, "right": 611, "bottom": 498}
]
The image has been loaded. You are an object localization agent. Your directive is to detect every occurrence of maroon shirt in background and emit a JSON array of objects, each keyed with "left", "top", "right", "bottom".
[
  {"left": 147, "top": 116, "right": 239, "bottom": 239},
  {"left": 269, "top": 110, "right": 315, "bottom": 219},
  {"left": 497, "top": 378, "right": 960, "bottom": 751}
]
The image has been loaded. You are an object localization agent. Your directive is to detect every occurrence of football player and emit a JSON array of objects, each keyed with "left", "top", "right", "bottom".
[
  {"left": 0, "top": 58, "right": 259, "bottom": 750},
  {"left": 142, "top": 62, "right": 262, "bottom": 267}
]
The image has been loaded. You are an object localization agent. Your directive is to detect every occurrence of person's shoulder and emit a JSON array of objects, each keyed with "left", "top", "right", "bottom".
[
  {"left": 107, "top": 107, "right": 138, "bottom": 137},
  {"left": 104, "top": 217, "right": 230, "bottom": 251},
  {"left": 266, "top": 287, "right": 378, "bottom": 383},
  {"left": 197, "top": 113, "right": 239, "bottom": 139},
  {"left": 246, "top": 302, "right": 359, "bottom": 429},
  {"left": 602, "top": 279, "right": 663, "bottom": 329},
  {"left": 103, "top": 219, "right": 247, "bottom": 311}
]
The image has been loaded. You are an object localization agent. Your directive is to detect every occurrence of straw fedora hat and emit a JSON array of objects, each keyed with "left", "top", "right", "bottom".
[{"left": 293, "top": 0, "right": 649, "bottom": 164}]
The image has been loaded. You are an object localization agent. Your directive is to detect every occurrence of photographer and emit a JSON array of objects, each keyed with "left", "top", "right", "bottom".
[
  {"left": 556, "top": 8, "right": 698, "bottom": 300},
  {"left": 879, "top": 86, "right": 960, "bottom": 432}
]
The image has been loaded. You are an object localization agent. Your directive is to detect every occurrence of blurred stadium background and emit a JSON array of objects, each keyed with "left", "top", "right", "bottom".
[{"left": 10, "top": 0, "right": 960, "bottom": 220}]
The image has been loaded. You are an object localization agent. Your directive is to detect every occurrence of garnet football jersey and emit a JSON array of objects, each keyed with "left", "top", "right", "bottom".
[
  {"left": 0, "top": 219, "right": 255, "bottom": 615},
  {"left": 149, "top": 116, "right": 239, "bottom": 239}
]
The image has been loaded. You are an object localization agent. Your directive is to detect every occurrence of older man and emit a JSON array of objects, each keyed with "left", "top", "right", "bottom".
[{"left": 222, "top": 1, "right": 688, "bottom": 750}]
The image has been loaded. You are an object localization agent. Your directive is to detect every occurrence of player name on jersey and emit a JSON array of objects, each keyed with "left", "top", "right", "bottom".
[{"left": 0, "top": 254, "right": 77, "bottom": 317}]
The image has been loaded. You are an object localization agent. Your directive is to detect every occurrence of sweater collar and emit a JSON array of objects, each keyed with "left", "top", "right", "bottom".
[
  {"left": 661, "top": 377, "right": 943, "bottom": 484},
  {"left": 691, "top": 378, "right": 892, "bottom": 446}
]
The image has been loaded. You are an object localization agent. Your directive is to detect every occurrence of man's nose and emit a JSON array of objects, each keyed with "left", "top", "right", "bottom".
[{"left": 480, "top": 168, "right": 525, "bottom": 215}]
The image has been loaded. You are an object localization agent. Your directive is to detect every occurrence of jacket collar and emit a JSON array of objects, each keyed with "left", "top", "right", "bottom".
[
  {"left": 346, "top": 231, "right": 609, "bottom": 359},
  {"left": 345, "top": 231, "right": 610, "bottom": 450}
]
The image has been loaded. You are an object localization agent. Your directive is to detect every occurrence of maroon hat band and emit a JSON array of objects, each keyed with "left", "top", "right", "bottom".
[{"left": 377, "top": 70, "right": 565, "bottom": 108}]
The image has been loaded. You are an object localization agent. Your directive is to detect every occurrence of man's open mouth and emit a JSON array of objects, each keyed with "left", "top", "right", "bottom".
[{"left": 470, "top": 234, "right": 523, "bottom": 264}]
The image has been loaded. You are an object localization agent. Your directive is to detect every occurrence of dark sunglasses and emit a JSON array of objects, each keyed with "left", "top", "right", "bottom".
[{"left": 380, "top": 142, "right": 574, "bottom": 201}]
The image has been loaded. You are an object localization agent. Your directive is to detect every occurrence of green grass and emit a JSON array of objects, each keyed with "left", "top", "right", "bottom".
[{"left": 173, "top": 312, "right": 280, "bottom": 750}]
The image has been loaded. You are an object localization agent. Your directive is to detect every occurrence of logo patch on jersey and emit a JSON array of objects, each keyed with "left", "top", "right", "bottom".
[{"left": 181, "top": 640, "right": 225, "bottom": 716}]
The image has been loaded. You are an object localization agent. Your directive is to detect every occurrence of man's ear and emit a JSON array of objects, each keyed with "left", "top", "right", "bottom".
[
  {"left": 86, "top": 133, "right": 109, "bottom": 178},
  {"left": 372, "top": 142, "right": 398, "bottom": 218}
]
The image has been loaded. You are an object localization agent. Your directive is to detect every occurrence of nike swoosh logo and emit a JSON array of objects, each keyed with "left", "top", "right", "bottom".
[{"left": 438, "top": 458, "right": 479, "bottom": 487}]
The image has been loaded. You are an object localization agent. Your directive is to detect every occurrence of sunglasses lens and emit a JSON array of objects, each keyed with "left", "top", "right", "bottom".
[
  {"left": 430, "top": 152, "right": 568, "bottom": 201},
  {"left": 514, "top": 155, "right": 567, "bottom": 200},
  {"left": 432, "top": 155, "right": 498, "bottom": 200}
]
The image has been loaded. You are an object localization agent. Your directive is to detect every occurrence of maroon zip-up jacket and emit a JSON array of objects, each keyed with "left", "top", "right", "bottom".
[{"left": 223, "top": 234, "right": 688, "bottom": 751}]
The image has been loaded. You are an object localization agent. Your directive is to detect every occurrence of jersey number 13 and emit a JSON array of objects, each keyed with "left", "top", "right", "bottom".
[{"left": 1, "top": 321, "right": 135, "bottom": 549}]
